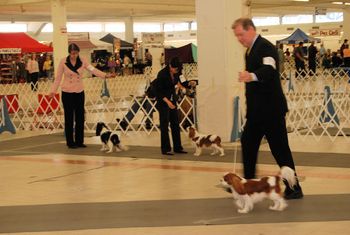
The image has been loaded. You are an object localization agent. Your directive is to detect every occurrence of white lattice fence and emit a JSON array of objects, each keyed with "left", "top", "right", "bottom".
[
  {"left": 0, "top": 70, "right": 197, "bottom": 134},
  {"left": 282, "top": 68, "right": 350, "bottom": 141}
]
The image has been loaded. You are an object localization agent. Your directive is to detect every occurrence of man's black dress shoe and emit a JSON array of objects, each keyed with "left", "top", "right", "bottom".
[
  {"left": 174, "top": 150, "right": 187, "bottom": 154},
  {"left": 284, "top": 187, "right": 304, "bottom": 200},
  {"left": 67, "top": 145, "right": 78, "bottom": 149}
]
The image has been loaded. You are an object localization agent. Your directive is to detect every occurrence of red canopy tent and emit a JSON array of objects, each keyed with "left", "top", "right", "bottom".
[{"left": 0, "top": 33, "right": 53, "bottom": 53}]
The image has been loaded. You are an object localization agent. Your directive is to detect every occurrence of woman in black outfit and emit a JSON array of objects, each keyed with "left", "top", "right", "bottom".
[{"left": 154, "top": 57, "right": 187, "bottom": 156}]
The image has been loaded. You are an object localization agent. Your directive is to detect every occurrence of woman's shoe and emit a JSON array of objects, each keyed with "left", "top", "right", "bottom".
[{"left": 77, "top": 144, "right": 87, "bottom": 148}]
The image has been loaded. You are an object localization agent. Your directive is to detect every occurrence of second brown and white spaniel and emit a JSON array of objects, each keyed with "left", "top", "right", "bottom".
[
  {"left": 220, "top": 166, "right": 296, "bottom": 213},
  {"left": 187, "top": 126, "right": 224, "bottom": 156}
]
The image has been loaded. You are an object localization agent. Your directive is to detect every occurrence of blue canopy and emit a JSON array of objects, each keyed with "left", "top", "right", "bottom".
[{"left": 277, "top": 28, "right": 321, "bottom": 44}]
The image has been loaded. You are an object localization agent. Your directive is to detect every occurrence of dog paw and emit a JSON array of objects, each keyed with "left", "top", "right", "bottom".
[
  {"left": 194, "top": 153, "right": 200, "bottom": 156},
  {"left": 219, "top": 153, "right": 225, "bottom": 156},
  {"left": 210, "top": 152, "right": 216, "bottom": 156},
  {"left": 238, "top": 209, "right": 249, "bottom": 214}
]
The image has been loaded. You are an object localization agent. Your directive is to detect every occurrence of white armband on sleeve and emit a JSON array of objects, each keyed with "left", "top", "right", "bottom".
[
  {"left": 263, "top": 57, "right": 276, "bottom": 70},
  {"left": 87, "top": 64, "right": 95, "bottom": 72},
  {"left": 250, "top": 73, "right": 258, "bottom": 81}
]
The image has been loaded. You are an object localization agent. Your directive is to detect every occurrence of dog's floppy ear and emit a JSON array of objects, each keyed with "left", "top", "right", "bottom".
[
  {"left": 188, "top": 126, "right": 196, "bottom": 138},
  {"left": 224, "top": 173, "right": 245, "bottom": 194}
]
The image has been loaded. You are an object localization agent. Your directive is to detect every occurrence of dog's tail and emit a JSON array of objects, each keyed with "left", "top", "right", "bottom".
[{"left": 279, "top": 166, "right": 296, "bottom": 188}]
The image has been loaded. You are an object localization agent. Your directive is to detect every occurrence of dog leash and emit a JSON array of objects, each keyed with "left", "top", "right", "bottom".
[{"left": 233, "top": 139, "right": 239, "bottom": 174}]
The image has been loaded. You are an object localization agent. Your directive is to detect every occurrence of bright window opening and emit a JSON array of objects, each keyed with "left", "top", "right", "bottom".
[
  {"left": 282, "top": 15, "right": 313, "bottom": 24},
  {"left": 67, "top": 23, "right": 102, "bottom": 32},
  {"left": 0, "top": 23, "right": 27, "bottom": 32},
  {"left": 164, "top": 23, "right": 189, "bottom": 32},
  {"left": 134, "top": 23, "right": 162, "bottom": 32},
  {"left": 105, "top": 23, "right": 125, "bottom": 32},
  {"left": 315, "top": 12, "right": 343, "bottom": 23},
  {"left": 252, "top": 17, "right": 280, "bottom": 26}
]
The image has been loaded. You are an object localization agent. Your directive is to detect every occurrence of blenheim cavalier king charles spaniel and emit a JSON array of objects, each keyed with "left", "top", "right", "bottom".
[
  {"left": 220, "top": 166, "right": 296, "bottom": 213},
  {"left": 187, "top": 126, "right": 225, "bottom": 157}
]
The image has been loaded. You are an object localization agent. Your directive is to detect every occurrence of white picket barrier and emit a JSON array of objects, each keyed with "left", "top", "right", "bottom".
[
  {"left": 1, "top": 63, "right": 349, "bottom": 142},
  {"left": 0, "top": 64, "right": 198, "bottom": 135}
]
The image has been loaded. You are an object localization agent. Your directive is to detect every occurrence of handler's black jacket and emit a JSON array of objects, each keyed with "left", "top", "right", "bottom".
[
  {"left": 154, "top": 65, "right": 180, "bottom": 106},
  {"left": 245, "top": 35, "right": 288, "bottom": 122}
]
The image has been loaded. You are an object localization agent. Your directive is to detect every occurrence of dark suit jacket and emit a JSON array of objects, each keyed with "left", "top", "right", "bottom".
[
  {"left": 245, "top": 35, "right": 288, "bottom": 122},
  {"left": 154, "top": 65, "right": 180, "bottom": 107}
]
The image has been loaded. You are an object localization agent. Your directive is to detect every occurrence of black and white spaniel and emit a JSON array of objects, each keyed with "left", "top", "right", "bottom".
[{"left": 96, "top": 122, "right": 127, "bottom": 153}]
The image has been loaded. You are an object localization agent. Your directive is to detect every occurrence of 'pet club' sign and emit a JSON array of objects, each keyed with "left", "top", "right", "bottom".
[{"left": 309, "top": 29, "right": 341, "bottom": 37}]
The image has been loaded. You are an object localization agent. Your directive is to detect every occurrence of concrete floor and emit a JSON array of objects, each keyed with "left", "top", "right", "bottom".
[{"left": 0, "top": 131, "right": 350, "bottom": 234}]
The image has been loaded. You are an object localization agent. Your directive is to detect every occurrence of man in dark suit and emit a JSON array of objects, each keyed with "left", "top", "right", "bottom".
[
  {"left": 154, "top": 57, "right": 187, "bottom": 156},
  {"left": 308, "top": 41, "right": 318, "bottom": 75},
  {"left": 232, "top": 18, "right": 303, "bottom": 199}
]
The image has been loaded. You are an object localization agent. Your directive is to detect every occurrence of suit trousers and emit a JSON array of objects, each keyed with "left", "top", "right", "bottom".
[
  {"left": 241, "top": 116, "right": 296, "bottom": 179},
  {"left": 29, "top": 72, "right": 38, "bottom": 91},
  {"left": 157, "top": 103, "right": 183, "bottom": 153},
  {"left": 62, "top": 91, "right": 85, "bottom": 146}
]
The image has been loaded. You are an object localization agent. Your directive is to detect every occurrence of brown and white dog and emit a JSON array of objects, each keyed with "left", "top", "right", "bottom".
[
  {"left": 187, "top": 126, "right": 224, "bottom": 156},
  {"left": 220, "top": 166, "right": 296, "bottom": 213}
]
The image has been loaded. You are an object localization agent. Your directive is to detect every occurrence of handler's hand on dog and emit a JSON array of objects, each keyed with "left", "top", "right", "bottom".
[{"left": 238, "top": 71, "right": 253, "bottom": 83}]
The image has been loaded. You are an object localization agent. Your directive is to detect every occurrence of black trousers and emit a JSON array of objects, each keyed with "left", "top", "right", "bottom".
[
  {"left": 157, "top": 103, "right": 183, "bottom": 153},
  {"left": 295, "top": 60, "right": 306, "bottom": 77},
  {"left": 62, "top": 91, "right": 85, "bottom": 146},
  {"left": 309, "top": 59, "right": 316, "bottom": 74},
  {"left": 29, "top": 72, "right": 38, "bottom": 91},
  {"left": 241, "top": 116, "right": 296, "bottom": 179}
]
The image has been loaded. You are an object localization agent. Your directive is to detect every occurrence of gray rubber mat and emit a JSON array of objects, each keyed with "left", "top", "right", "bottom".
[{"left": 0, "top": 194, "right": 349, "bottom": 233}]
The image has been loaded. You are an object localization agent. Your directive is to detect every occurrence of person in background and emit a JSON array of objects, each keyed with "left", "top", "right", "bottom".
[
  {"left": 322, "top": 51, "right": 332, "bottom": 69},
  {"left": 26, "top": 53, "right": 39, "bottom": 91},
  {"left": 277, "top": 43, "right": 285, "bottom": 78},
  {"left": 319, "top": 43, "right": 326, "bottom": 60},
  {"left": 145, "top": 49, "right": 153, "bottom": 67},
  {"left": 308, "top": 41, "right": 318, "bottom": 75},
  {"left": 43, "top": 55, "right": 53, "bottom": 80},
  {"left": 49, "top": 43, "right": 115, "bottom": 149},
  {"left": 342, "top": 44, "right": 350, "bottom": 67},
  {"left": 154, "top": 57, "right": 187, "bottom": 156},
  {"left": 160, "top": 52, "right": 165, "bottom": 68},
  {"left": 123, "top": 54, "right": 132, "bottom": 75},
  {"left": 284, "top": 48, "right": 291, "bottom": 62},
  {"left": 340, "top": 39, "right": 348, "bottom": 58},
  {"left": 331, "top": 51, "right": 343, "bottom": 68},
  {"left": 232, "top": 17, "right": 303, "bottom": 200},
  {"left": 107, "top": 56, "right": 116, "bottom": 73},
  {"left": 294, "top": 42, "right": 306, "bottom": 78}
]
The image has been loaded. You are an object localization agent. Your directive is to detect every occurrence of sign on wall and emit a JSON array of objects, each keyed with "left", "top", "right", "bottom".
[
  {"left": 141, "top": 32, "right": 164, "bottom": 45},
  {"left": 0, "top": 48, "right": 21, "bottom": 54},
  {"left": 309, "top": 28, "right": 341, "bottom": 37}
]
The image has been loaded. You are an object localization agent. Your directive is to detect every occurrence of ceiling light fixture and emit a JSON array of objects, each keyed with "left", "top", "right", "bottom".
[
  {"left": 332, "top": 2, "right": 344, "bottom": 4},
  {"left": 293, "top": 0, "right": 309, "bottom": 2}
]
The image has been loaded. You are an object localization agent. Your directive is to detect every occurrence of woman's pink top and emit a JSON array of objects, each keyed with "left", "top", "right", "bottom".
[{"left": 50, "top": 57, "right": 106, "bottom": 93}]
